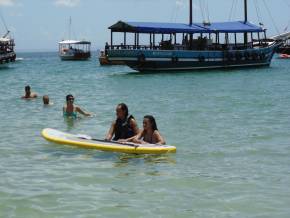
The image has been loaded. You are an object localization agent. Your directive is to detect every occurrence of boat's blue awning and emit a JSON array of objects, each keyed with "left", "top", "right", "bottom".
[
  {"left": 109, "top": 21, "right": 207, "bottom": 33},
  {"left": 196, "top": 21, "right": 264, "bottom": 33},
  {"left": 109, "top": 21, "right": 264, "bottom": 34}
]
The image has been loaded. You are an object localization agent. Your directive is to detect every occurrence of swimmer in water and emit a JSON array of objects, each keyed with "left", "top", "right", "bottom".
[
  {"left": 21, "top": 85, "right": 38, "bottom": 99},
  {"left": 43, "top": 95, "right": 53, "bottom": 105},
  {"left": 63, "top": 94, "right": 92, "bottom": 118}
]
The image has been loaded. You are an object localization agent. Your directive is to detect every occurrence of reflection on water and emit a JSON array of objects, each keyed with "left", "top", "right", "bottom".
[{"left": 114, "top": 153, "right": 176, "bottom": 168}]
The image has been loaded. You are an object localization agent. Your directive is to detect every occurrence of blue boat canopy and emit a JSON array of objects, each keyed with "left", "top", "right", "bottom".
[
  {"left": 109, "top": 21, "right": 264, "bottom": 34},
  {"left": 196, "top": 21, "right": 264, "bottom": 33}
]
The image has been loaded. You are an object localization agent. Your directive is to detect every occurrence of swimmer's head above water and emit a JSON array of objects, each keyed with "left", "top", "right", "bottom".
[{"left": 43, "top": 95, "right": 50, "bottom": 105}]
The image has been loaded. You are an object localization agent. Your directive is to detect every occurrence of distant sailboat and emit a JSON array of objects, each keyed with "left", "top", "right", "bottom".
[{"left": 59, "top": 17, "right": 91, "bottom": 61}]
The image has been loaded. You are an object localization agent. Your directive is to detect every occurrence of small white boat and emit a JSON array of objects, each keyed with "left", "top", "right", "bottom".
[
  {"left": 59, "top": 40, "right": 91, "bottom": 61},
  {"left": 58, "top": 17, "right": 91, "bottom": 61}
]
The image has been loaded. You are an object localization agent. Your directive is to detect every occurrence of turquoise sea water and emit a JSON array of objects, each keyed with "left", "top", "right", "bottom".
[{"left": 0, "top": 52, "right": 290, "bottom": 217}]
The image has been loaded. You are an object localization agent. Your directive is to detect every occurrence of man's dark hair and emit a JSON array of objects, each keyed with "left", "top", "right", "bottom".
[{"left": 118, "top": 103, "right": 129, "bottom": 118}]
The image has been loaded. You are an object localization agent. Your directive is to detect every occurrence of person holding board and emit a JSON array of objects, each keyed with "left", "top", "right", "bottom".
[
  {"left": 105, "top": 103, "right": 139, "bottom": 141},
  {"left": 120, "top": 115, "right": 166, "bottom": 145}
]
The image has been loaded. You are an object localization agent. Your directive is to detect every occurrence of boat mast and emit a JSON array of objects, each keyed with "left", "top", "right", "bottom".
[
  {"left": 244, "top": 0, "right": 248, "bottom": 23},
  {"left": 69, "top": 16, "right": 72, "bottom": 40},
  {"left": 189, "top": 0, "right": 193, "bottom": 49},
  {"left": 244, "top": 0, "right": 248, "bottom": 45},
  {"left": 189, "top": 0, "right": 192, "bottom": 25}
]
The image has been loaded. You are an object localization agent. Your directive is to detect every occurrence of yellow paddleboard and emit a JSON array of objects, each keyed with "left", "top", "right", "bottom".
[{"left": 41, "top": 128, "right": 176, "bottom": 154}]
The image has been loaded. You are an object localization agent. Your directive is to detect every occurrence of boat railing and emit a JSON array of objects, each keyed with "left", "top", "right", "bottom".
[{"left": 108, "top": 42, "right": 268, "bottom": 52}]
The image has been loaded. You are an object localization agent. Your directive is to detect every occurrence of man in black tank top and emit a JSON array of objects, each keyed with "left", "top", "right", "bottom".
[{"left": 105, "top": 103, "right": 139, "bottom": 141}]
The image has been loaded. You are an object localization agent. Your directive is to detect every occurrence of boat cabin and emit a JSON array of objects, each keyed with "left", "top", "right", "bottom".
[{"left": 108, "top": 21, "right": 269, "bottom": 52}]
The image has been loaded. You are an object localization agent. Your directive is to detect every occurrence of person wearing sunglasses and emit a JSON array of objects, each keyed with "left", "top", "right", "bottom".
[{"left": 63, "top": 94, "right": 92, "bottom": 118}]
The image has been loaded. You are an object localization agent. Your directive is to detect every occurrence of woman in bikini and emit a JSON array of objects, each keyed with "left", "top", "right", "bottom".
[
  {"left": 123, "top": 115, "right": 166, "bottom": 145},
  {"left": 63, "top": 94, "right": 92, "bottom": 118}
]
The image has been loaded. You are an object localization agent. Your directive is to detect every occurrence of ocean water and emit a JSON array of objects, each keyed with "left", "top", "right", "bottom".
[{"left": 0, "top": 52, "right": 290, "bottom": 217}]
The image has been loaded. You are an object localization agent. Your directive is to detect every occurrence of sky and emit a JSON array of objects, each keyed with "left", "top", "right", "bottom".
[{"left": 0, "top": 0, "right": 289, "bottom": 52}]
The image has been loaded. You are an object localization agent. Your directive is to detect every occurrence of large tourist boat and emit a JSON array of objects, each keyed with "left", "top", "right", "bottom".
[
  {"left": 106, "top": 0, "right": 279, "bottom": 72},
  {"left": 0, "top": 31, "right": 16, "bottom": 65}
]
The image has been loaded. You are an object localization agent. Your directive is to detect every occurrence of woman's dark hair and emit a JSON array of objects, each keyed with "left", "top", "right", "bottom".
[
  {"left": 66, "top": 94, "right": 74, "bottom": 101},
  {"left": 25, "top": 85, "right": 31, "bottom": 91},
  {"left": 144, "top": 115, "right": 158, "bottom": 131},
  {"left": 118, "top": 103, "right": 128, "bottom": 117}
]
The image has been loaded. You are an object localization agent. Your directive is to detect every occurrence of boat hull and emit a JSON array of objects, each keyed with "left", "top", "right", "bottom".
[
  {"left": 0, "top": 52, "right": 16, "bottom": 65},
  {"left": 276, "top": 46, "right": 290, "bottom": 55},
  {"left": 60, "top": 52, "right": 91, "bottom": 61},
  {"left": 99, "top": 56, "right": 125, "bottom": 65},
  {"left": 107, "top": 43, "right": 278, "bottom": 72}
]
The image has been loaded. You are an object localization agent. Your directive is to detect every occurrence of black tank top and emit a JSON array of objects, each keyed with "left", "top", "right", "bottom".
[{"left": 113, "top": 115, "right": 135, "bottom": 141}]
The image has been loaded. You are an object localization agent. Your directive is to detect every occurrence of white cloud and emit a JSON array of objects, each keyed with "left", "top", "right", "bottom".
[
  {"left": 54, "top": 0, "right": 80, "bottom": 7},
  {"left": 0, "top": 0, "right": 16, "bottom": 6}
]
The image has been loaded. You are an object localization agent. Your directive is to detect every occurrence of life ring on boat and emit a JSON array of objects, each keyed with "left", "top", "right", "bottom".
[
  {"left": 244, "top": 52, "right": 250, "bottom": 60},
  {"left": 171, "top": 56, "right": 178, "bottom": 63},
  {"left": 138, "top": 53, "right": 146, "bottom": 63},
  {"left": 198, "top": 55, "right": 205, "bottom": 62}
]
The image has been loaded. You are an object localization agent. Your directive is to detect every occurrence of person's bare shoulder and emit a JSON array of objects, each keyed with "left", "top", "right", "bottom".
[{"left": 31, "top": 92, "right": 38, "bottom": 98}]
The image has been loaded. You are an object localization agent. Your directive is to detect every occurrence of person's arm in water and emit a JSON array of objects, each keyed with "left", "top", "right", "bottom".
[
  {"left": 105, "top": 121, "right": 116, "bottom": 141},
  {"left": 75, "top": 106, "right": 92, "bottom": 117},
  {"left": 153, "top": 131, "right": 166, "bottom": 145},
  {"left": 21, "top": 92, "right": 37, "bottom": 99},
  {"left": 63, "top": 106, "right": 66, "bottom": 114}
]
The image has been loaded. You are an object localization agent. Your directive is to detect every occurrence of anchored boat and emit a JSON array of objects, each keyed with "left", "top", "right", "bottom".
[
  {"left": 58, "top": 17, "right": 91, "bottom": 61},
  {"left": 272, "top": 31, "right": 290, "bottom": 57},
  {"left": 0, "top": 11, "right": 16, "bottom": 66},
  {"left": 106, "top": 0, "right": 279, "bottom": 72},
  {"left": 59, "top": 40, "right": 91, "bottom": 61},
  {"left": 0, "top": 33, "right": 16, "bottom": 65}
]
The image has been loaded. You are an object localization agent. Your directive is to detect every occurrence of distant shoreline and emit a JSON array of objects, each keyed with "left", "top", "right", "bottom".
[{"left": 15, "top": 49, "right": 101, "bottom": 53}]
